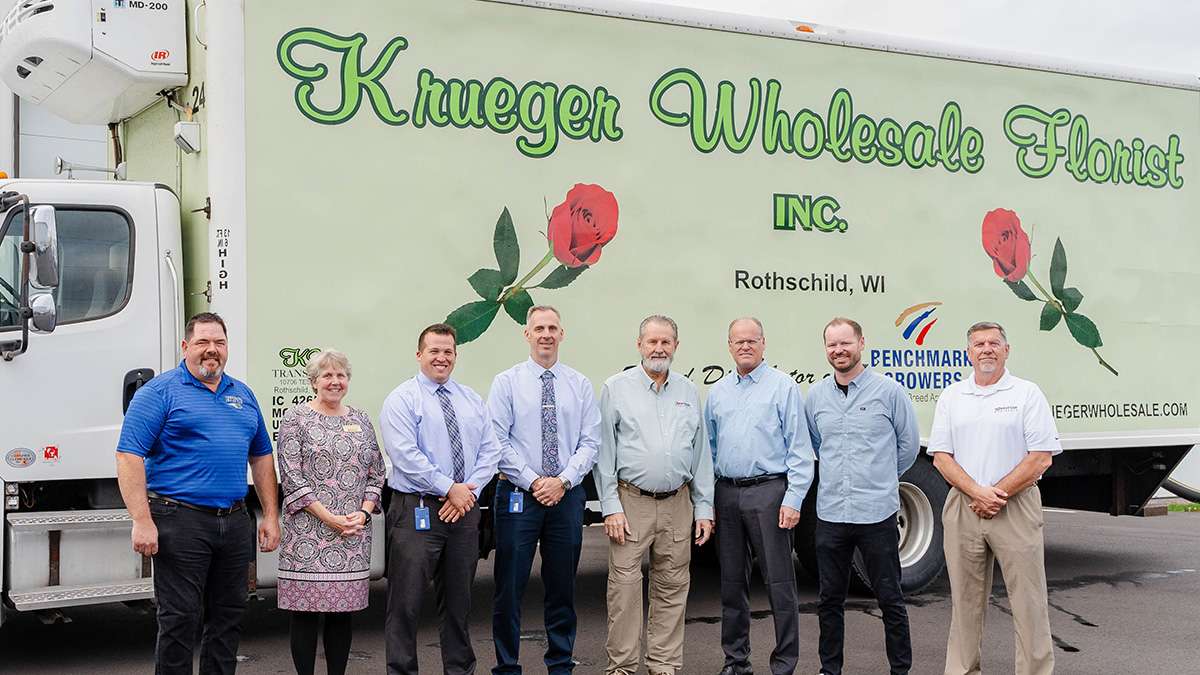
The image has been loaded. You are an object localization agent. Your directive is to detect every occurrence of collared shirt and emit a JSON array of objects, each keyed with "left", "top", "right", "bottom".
[
  {"left": 487, "top": 358, "right": 602, "bottom": 490},
  {"left": 379, "top": 371, "right": 502, "bottom": 497},
  {"left": 927, "top": 369, "right": 1061, "bottom": 487},
  {"left": 805, "top": 369, "right": 921, "bottom": 524},
  {"left": 116, "top": 361, "right": 273, "bottom": 508},
  {"left": 704, "top": 360, "right": 815, "bottom": 510},
  {"left": 593, "top": 366, "right": 715, "bottom": 520}
]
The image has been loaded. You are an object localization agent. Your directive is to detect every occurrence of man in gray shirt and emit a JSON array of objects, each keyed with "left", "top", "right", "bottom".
[{"left": 593, "top": 314, "right": 715, "bottom": 675}]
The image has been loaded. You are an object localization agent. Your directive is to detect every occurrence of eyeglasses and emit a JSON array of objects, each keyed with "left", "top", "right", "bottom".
[{"left": 729, "top": 339, "right": 762, "bottom": 348}]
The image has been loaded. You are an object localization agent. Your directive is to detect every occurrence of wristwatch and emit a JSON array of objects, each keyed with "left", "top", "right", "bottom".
[
  {"left": 559, "top": 477, "right": 572, "bottom": 490},
  {"left": 358, "top": 509, "right": 373, "bottom": 523}
]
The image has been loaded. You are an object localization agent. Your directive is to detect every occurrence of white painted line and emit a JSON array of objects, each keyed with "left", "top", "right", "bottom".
[{"left": 1042, "top": 508, "right": 1078, "bottom": 514}]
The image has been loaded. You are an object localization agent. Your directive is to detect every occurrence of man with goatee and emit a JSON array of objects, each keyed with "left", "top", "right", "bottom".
[
  {"left": 929, "top": 321, "right": 1060, "bottom": 675},
  {"left": 593, "top": 314, "right": 715, "bottom": 675},
  {"left": 805, "top": 317, "right": 919, "bottom": 675},
  {"left": 116, "top": 312, "right": 280, "bottom": 675}
]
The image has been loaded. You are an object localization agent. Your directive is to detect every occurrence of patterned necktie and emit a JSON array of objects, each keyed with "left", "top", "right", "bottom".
[
  {"left": 436, "top": 385, "right": 466, "bottom": 482},
  {"left": 540, "top": 370, "right": 560, "bottom": 476}
]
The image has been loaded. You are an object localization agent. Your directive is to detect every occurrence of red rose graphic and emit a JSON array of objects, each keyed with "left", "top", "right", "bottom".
[
  {"left": 548, "top": 183, "right": 619, "bottom": 268},
  {"left": 981, "top": 208, "right": 1031, "bottom": 282}
]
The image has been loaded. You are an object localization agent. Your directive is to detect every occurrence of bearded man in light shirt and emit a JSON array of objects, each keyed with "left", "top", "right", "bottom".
[
  {"left": 928, "top": 321, "right": 1061, "bottom": 675},
  {"left": 593, "top": 314, "right": 715, "bottom": 675}
]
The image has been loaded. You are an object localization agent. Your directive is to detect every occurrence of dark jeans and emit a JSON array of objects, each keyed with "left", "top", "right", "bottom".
[
  {"left": 492, "top": 481, "right": 585, "bottom": 675},
  {"left": 385, "top": 491, "right": 481, "bottom": 675},
  {"left": 715, "top": 478, "right": 799, "bottom": 675},
  {"left": 150, "top": 499, "right": 254, "bottom": 675},
  {"left": 815, "top": 514, "right": 912, "bottom": 675}
]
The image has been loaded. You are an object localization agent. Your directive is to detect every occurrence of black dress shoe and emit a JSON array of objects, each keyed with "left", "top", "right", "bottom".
[{"left": 718, "top": 666, "right": 754, "bottom": 675}]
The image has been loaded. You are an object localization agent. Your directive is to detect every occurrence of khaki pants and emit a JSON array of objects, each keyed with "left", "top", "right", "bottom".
[
  {"left": 605, "top": 482, "right": 693, "bottom": 675},
  {"left": 943, "top": 485, "right": 1054, "bottom": 675}
]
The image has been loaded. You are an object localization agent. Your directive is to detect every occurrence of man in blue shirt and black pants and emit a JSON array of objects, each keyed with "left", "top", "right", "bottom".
[
  {"left": 116, "top": 312, "right": 280, "bottom": 675},
  {"left": 805, "top": 317, "right": 919, "bottom": 675},
  {"left": 705, "top": 317, "right": 815, "bottom": 675}
]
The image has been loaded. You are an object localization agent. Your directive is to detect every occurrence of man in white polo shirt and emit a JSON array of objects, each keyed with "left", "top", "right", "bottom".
[{"left": 927, "top": 321, "right": 1061, "bottom": 675}]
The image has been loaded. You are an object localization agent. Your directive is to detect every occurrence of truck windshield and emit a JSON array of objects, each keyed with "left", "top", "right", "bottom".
[{"left": 0, "top": 207, "right": 133, "bottom": 332}]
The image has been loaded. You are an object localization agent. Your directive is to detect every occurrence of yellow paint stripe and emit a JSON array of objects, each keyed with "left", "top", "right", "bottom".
[{"left": 894, "top": 301, "right": 943, "bottom": 326}]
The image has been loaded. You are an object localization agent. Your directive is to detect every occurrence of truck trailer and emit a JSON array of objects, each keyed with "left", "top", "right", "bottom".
[{"left": 1, "top": 0, "right": 1197, "bottom": 626}]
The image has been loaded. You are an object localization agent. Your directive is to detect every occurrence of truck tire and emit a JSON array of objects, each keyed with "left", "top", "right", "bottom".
[
  {"left": 851, "top": 458, "right": 948, "bottom": 594},
  {"left": 1163, "top": 477, "right": 1200, "bottom": 503},
  {"left": 794, "top": 488, "right": 819, "bottom": 582}
]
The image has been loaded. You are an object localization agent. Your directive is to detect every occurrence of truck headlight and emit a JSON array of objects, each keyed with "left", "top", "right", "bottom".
[
  {"left": 4, "top": 495, "right": 17, "bottom": 510},
  {"left": 4, "top": 482, "right": 17, "bottom": 495}
]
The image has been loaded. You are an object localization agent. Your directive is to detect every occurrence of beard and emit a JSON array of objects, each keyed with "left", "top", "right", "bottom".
[
  {"left": 197, "top": 353, "right": 224, "bottom": 380},
  {"left": 642, "top": 355, "right": 673, "bottom": 374},
  {"left": 198, "top": 364, "right": 224, "bottom": 379},
  {"left": 829, "top": 352, "right": 861, "bottom": 374}
]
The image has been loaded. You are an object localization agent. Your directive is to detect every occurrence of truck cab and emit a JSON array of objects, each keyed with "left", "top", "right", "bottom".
[{"left": 0, "top": 180, "right": 179, "bottom": 625}]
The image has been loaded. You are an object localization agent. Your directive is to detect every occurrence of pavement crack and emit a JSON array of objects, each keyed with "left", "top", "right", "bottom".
[{"left": 1047, "top": 600, "right": 1098, "bottom": 627}]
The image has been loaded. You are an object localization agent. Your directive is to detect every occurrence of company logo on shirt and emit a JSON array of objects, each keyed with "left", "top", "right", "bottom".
[
  {"left": 224, "top": 395, "right": 244, "bottom": 410},
  {"left": 994, "top": 405, "right": 1019, "bottom": 413},
  {"left": 675, "top": 400, "right": 691, "bottom": 408}
]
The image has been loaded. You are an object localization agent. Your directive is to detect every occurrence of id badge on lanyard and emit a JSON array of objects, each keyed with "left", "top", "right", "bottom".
[
  {"left": 415, "top": 497, "right": 431, "bottom": 531},
  {"left": 509, "top": 487, "right": 524, "bottom": 513}
]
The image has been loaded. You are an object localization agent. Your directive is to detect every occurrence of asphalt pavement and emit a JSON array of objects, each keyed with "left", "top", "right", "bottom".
[{"left": 1, "top": 507, "right": 1197, "bottom": 674}]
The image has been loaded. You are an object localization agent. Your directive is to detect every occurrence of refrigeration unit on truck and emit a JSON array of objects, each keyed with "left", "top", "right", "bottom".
[{"left": 1, "top": 0, "right": 1197, "bottom": 626}]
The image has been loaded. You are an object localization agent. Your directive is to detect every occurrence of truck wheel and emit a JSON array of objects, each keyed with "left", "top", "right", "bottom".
[
  {"left": 851, "top": 458, "right": 948, "bottom": 594},
  {"left": 794, "top": 488, "right": 819, "bottom": 582}
]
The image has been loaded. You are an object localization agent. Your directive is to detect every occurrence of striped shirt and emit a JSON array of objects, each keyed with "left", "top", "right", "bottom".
[{"left": 117, "top": 361, "right": 273, "bottom": 508}]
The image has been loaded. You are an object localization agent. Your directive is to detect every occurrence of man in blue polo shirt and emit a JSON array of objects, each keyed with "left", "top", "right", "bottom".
[{"left": 116, "top": 312, "right": 280, "bottom": 675}]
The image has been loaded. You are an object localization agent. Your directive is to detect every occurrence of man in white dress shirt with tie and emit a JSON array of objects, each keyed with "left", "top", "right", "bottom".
[{"left": 488, "top": 306, "right": 602, "bottom": 674}]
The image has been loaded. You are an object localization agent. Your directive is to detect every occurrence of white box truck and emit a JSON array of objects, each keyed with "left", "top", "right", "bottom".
[{"left": 1, "top": 0, "right": 1196, "bottom": 625}]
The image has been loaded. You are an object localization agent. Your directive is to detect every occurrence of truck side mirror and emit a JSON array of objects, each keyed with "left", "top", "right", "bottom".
[
  {"left": 29, "top": 293, "right": 56, "bottom": 333},
  {"left": 29, "top": 205, "right": 59, "bottom": 290}
]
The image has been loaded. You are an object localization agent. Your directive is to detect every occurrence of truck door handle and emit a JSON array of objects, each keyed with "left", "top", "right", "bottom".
[{"left": 123, "top": 368, "right": 156, "bottom": 414}]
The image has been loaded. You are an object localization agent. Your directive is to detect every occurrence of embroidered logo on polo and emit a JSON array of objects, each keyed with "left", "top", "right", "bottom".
[
  {"left": 675, "top": 401, "right": 691, "bottom": 407},
  {"left": 224, "top": 395, "right": 245, "bottom": 410},
  {"left": 994, "top": 405, "right": 1019, "bottom": 413}
]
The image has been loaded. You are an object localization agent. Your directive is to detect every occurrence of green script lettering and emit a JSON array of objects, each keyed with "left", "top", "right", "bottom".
[{"left": 1005, "top": 103, "right": 1184, "bottom": 188}]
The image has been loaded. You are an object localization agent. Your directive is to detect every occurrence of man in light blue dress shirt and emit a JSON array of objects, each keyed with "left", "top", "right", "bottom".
[
  {"left": 487, "top": 306, "right": 601, "bottom": 675},
  {"left": 379, "top": 323, "right": 502, "bottom": 675},
  {"left": 805, "top": 318, "right": 919, "bottom": 675},
  {"left": 705, "top": 317, "right": 815, "bottom": 675}
]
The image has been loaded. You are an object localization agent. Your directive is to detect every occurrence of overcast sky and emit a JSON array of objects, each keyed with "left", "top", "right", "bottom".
[{"left": 652, "top": 0, "right": 1200, "bottom": 76}]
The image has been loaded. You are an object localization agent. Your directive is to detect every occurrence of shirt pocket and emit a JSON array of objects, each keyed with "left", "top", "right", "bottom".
[
  {"left": 674, "top": 405, "right": 701, "bottom": 442},
  {"left": 850, "top": 401, "right": 893, "bottom": 441}
]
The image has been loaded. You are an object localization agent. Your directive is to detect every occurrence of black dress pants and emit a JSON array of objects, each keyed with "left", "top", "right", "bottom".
[
  {"left": 715, "top": 478, "right": 800, "bottom": 675},
  {"left": 385, "top": 491, "right": 481, "bottom": 675},
  {"left": 815, "top": 514, "right": 912, "bottom": 675}
]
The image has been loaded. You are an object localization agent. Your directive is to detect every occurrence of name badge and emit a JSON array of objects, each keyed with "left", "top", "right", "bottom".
[
  {"left": 414, "top": 506, "right": 431, "bottom": 530},
  {"left": 509, "top": 489, "right": 524, "bottom": 513},
  {"left": 342, "top": 424, "right": 362, "bottom": 433}
]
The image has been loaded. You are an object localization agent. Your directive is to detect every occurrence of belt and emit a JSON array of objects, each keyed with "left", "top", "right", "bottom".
[
  {"left": 147, "top": 492, "right": 244, "bottom": 516},
  {"left": 388, "top": 486, "right": 441, "bottom": 500},
  {"left": 618, "top": 479, "right": 681, "bottom": 500},
  {"left": 717, "top": 472, "right": 787, "bottom": 488}
]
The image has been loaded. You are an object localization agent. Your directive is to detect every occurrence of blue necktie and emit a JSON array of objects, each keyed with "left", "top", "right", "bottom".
[
  {"left": 541, "top": 370, "right": 560, "bottom": 475},
  {"left": 436, "top": 385, "right": 466, "bottom": 482}
]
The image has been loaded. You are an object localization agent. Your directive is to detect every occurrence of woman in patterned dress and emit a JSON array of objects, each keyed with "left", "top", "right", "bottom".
[{"left": 277, "top": 349, "right": 385, "bottom": 675}]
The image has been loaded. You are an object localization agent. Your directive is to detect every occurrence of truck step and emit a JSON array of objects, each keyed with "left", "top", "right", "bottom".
[
  {"left": 7, "top": 579, "right": 154, "bottom": 611},
  {"left": 6, "top": 509, "right": 132, "bottom": 532}
]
